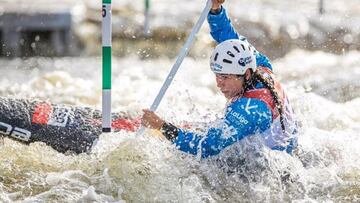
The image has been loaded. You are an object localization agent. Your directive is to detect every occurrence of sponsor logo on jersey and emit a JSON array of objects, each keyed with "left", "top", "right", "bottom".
[
  {"left": 222, "top": 119, "right": 238, "bottom": 138},
  {"left": 228, "top": 107, "right": 249, "bottom": 125}
]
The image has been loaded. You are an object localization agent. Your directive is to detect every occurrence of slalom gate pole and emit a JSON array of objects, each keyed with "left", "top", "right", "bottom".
[
  {"left": 144, "top": 0, "right": 151, "bottom": 36},
  {"left": 102, "top": 0, "right": 112, "bottom": 132},
  {"left": 138, "top": 0, "right": 213, "bottom": 134},
  {"left": 319, "top": 0, "right": 325, "bottom": 14}
]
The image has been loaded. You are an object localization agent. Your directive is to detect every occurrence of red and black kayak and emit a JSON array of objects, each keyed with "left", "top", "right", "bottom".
[{"left": 0, "top": 97, "right": 140, "bottom": 154}]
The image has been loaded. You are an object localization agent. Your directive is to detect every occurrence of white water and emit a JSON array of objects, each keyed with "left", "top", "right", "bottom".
[{"left": 0, "top": 49, "right": 359, "bottom": 202}]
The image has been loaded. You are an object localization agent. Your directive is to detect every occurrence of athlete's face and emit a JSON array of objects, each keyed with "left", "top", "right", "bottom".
[{"left": 215, "top": 74, "right": 245, "bottom": 99}]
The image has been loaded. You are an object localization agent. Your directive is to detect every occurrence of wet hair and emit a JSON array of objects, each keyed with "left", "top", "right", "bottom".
[{"left": 243, "top": 70, "right": 286, "bottom": 133}]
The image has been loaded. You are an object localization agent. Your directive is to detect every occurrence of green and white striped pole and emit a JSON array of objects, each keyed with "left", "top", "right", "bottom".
[
  {"left": 102, "top": 0, "right": 112, "bottom": 132},
  {"left": 144, "top": 0, "right": 150, "bottom": 36}
]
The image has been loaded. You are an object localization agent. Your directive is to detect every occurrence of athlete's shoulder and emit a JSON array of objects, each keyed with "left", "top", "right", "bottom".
[
  {"left": 230, "top": 96, "right": 271, "bottom": 113},
  {"left": 228, "top": 96, "right": 272, "bottom": 120}
]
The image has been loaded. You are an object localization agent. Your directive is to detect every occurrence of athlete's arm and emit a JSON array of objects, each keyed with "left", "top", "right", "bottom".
[
  {"left": 207, "top": 6, "right": 273, "bottom": 70},
  {"left": 208, "top": 6, "right": 240, "bottom": 43},
  {"left": 162, "top": 98, "right": 272, "bottom": 158}
]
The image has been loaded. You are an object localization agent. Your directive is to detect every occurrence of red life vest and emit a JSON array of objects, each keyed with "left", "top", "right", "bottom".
[{"left": 243, "top": 67, "right": 286, "bottom": 121}]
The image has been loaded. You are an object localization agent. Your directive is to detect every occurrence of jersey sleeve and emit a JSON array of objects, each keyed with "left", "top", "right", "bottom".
[
  {"left": 172, "top": 98, "right": 272, "bottom": 158},
  {"left": 208, "top": 6, "right": 242, "bottom": 43}
]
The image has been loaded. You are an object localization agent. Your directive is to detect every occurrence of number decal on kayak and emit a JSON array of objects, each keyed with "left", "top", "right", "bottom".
[
  {"left": 0, "top": 122, "right": 31, "bottom": 142},
  {"left": 102, "top": 5, "right": 106, "bottom": 17},
  {"left": 48, "top": 107, "right": 71, "bottom": 127}
]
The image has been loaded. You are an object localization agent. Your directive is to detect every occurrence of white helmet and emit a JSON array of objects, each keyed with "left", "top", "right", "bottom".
[{"left": 210, "top": 39, "right": 257, "bottom": 75}]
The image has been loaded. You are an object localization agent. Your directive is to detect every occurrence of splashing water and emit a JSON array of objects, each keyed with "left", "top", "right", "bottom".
[{"left": 0, "top": 49, "right": 359, "bottom": 202}]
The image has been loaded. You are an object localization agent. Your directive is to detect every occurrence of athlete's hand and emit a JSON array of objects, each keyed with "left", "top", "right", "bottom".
[
  {"left": 212, "top": 0, "right": 225, "bottom": 11},
  {"left": 141, "top": 109, "right": 165, "bottom": 130}
]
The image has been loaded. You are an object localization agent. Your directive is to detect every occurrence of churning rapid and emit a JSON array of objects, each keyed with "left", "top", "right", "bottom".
[
  {"left": 0, "top": 50, "right": 359, "bottom": 202},
  {"left": 1, "top": 0, "right": 360, "bottom": 202}
]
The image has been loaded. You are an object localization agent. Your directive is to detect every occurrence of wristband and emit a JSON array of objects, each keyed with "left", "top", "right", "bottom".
[{"left": 160, "top": 122, "right": 179, "bottom": 142}]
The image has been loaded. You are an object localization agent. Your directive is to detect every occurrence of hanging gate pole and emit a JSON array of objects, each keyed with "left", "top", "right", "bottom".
[
  {"left": 144, "top": 0, "right": 151, "bottom": 36},
  {"left": 102, "top": 0, "right": 112, "bottom": 132}
]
